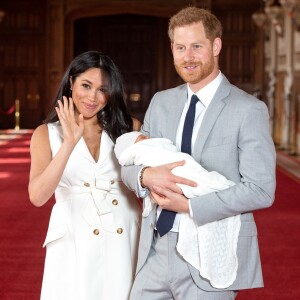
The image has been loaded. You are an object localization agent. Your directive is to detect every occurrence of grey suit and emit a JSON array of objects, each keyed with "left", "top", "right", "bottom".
[{"left": 122, "top": 75, "right": 276, "bottom": 294}]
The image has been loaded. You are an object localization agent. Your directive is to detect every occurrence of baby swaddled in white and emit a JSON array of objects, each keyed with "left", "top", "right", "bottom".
[{"left": 114, "top": 131, "right": 241, "bottom": 289}]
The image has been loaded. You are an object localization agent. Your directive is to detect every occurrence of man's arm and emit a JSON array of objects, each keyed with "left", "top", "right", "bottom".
[
  {"left": 121, "top": 161, "right": 197, "bottom": 211},
  {"left": 190, "top": 100, "right": 276, "bottom": 226},
  {"left": 121, "top": 164, "right": 142, "bottom": 195}
]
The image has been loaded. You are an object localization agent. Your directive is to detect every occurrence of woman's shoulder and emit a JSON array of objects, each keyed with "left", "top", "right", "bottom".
[
  {"left": 30, "top": 123, "right": 49, "bottom": 149},
  {"left": 31, "top": 122, "right": 62, "bottom": 145},
  {"left": 32, "top": 123, "right": 48, "bottom": 138}
]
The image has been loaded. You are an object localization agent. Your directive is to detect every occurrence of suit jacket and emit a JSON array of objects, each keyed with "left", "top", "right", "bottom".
[{"left": 121, "top": 74, "right": 276, "bottom": 291}]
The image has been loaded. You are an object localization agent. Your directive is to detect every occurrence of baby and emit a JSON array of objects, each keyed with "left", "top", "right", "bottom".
[
  {"left": 115, "top": 131, "right": 241, "bottom": 289},
  {"left": 114, "top": 131, "right": 235, "bottom": 200}
]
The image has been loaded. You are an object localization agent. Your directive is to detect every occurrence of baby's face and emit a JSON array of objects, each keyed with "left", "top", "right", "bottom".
[{"left": 135, "top": 134, "right": 149, "bottom": 143}]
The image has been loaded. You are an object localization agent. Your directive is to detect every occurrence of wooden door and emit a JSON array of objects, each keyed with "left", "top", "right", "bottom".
[
  {"left": 73, "top": 14, "right": 179, "bottom": 122},
  {"left": 0, "top": 1, "right": 46, "bottom": 129}
]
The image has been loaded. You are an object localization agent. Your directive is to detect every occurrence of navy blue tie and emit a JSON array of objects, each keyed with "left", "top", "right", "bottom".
[
  {"left": 156, "top": 94, "right": 199, "bottom": 237},
  {"left": 181, "top": 94, "right": 199, "bottom": 155}
]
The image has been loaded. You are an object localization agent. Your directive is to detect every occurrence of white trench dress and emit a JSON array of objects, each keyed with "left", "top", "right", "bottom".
[{"left": 41, "top": 123, "right": 141, "bottom": 300}]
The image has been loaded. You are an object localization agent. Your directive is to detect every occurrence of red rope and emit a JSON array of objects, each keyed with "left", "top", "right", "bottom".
[{"left": 0, "top": 104, "right": 16, "bottom": 115}]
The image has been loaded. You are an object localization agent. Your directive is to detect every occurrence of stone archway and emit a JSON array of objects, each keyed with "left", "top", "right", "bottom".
[
  {"left": 64, "top": 3, "right": 184, "bottom": 120},
  {"left": 45, "top": 1, "right": 210, "bottom": 117}
]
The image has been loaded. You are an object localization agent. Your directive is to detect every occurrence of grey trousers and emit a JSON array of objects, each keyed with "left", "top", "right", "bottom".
[{"left": 130, "top": 231, "right": 237, "bottom": 300}]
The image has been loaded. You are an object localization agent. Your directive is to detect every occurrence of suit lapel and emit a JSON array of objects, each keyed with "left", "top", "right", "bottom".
[
  {"left": 193, "top": 76, "right": 231, "bottom": 161},
  {"left": 167, "top": 85, "right": 187, "bottom": 143},
  {"left": 76, "top": 130, "right": 112, "bottom": 164},
  {"left": 97, "top": 131, "right": 113, "bottom": 165},
  {"left": 77, "top": 138, "right": 96, "bottom": 163}
]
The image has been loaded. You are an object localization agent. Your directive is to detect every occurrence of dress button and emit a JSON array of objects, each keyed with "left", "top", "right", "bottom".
[
  {"left": 84, "top": 182, "right": 90, "bottom": 187},
  {"left": 93, "top": 229, "right": 100, "bottom": 235},
  {"left": 112, "top": 199, "right": 118, "bottom": 205},
  {"left": 117, "top": 228, "right": 123, "bottom": 234}
]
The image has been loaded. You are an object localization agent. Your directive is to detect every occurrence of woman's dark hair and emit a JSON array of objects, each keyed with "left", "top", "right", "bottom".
[{"left": 44, "top": 51, "right": 133, "bottom": 142}]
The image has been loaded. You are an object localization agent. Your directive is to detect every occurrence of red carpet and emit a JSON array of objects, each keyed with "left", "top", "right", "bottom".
[
  {"left": 238, "top": 167, "right": 300, "bottom": 299},
  {"left": 0, "top": 130, "right": 54, "bottom": 300},
  {"left": 0, "top": 130, "right": 299, "bottom": 299}
]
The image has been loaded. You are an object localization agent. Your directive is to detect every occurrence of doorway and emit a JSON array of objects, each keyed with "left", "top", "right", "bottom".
[{"left": 74, "top": 14, "right": 179, "bottom": 121}]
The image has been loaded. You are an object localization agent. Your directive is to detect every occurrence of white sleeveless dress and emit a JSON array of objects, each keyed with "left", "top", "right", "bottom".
[{"left": 41, "top": 123, "right": 141, "bottom": 300}]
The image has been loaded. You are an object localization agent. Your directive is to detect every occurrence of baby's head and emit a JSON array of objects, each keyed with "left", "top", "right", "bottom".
[
  {"left": 114, "top": 131, "right": 149, "bottom": 160},
  {"left": 135, "top": 134, "right": 149, "bottom": 143}
]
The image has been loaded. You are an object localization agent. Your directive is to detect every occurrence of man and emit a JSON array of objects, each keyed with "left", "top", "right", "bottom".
[{"left": 121, "top": 6, "right": 276, "bottom": 300}]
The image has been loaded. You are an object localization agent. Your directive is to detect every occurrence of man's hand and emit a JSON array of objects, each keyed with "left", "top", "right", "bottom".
[
  {"left": 141, "top": 160, "right": 196, "bottom": 213},
  {"left": 142, "top": 160, "right": 196, "bottom": 193},
  {"left": 150, "top": 188, "right": 190, "bottom": 213}
]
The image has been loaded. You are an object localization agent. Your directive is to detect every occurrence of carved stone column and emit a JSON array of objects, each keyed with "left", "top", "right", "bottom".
[
  {"left": 281, "top": 11, "right": 293, "bottom": 150},
  {"left": 265, "top": 27, "right": 277, "bottom": 137},
  {"left": 294, "top": 31, "right": 300, "bottom": 155}
]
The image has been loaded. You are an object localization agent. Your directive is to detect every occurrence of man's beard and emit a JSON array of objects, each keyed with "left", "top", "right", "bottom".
[{"left": 174, "top": 55, "right": 215, "bottom": 84}]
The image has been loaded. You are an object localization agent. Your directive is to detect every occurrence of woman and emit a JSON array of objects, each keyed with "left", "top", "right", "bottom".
[{"left": 28, "top": 51, "right": 141, "bottom": 300}]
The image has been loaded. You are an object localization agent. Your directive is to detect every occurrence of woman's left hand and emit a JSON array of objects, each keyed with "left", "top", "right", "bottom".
[{"left": 55, "top": 96, "right": 84, "bottom": 147}]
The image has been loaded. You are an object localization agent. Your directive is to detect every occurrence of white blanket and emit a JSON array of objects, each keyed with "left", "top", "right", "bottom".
[{"left": 115, "top": 135, "right": 241, "bottom": 288}]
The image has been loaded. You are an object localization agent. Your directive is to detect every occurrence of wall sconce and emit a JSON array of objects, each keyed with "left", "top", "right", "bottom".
[
  {"left": 290, "top": 7, "right": 300, "bottom": 29},
  {"left": 252, "top": 11, "right": 268, "bottom": 28},
  {"left": 252, "top": 0, "right": 284, "bottom": 35},
  {"left": 280, "top": 0, "right": 300, "bottom": 30},
  {"left": 265, "top": 1, "right": 284, "bottom": 35},
  {"left": 129, "top": 93, "right": 141, "bottom": 102},
  {"left": 252, "top": 0, "right": 268, "bottom": 28},
  {"left": 280, "top": 0, "right": 299, "bottom": 13},
  {"left": 0, "top": 10, "right": 5, "bottom": 23}
]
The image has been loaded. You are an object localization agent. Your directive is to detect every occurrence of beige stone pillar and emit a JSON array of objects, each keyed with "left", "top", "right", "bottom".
[
  {"left": 265, "top": 26, "right": 277, "bottom": 137},
  {"left": 280, "top": 11, "right": 293, "bottom": 150}
]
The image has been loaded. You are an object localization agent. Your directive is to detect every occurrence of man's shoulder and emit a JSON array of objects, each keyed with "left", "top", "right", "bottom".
[
  {"left": 155, "top": 83, "right": 186, "bottom": 97},
  {"left": 148, "top": 84, "right": 186, "bottom": 110},
  {"left": 226, "top": 82, "right": 265, "bottom": 108}
]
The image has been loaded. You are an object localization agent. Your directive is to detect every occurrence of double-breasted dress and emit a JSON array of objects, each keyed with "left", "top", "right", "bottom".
[{"left": 41, "top": 123, "right": 141, "bottom": 300}]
